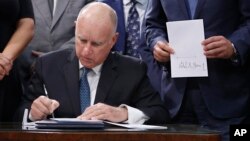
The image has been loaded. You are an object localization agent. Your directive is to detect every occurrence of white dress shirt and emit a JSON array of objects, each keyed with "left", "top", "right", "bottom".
[
  {"left": 79, "top": 62, "right": 149, "bottom": 124},
  {"left": 52, "top": 0, "right": 58, "bottom": 16},
  {"left": 123, "top": 0, "right": 148, "bottom": 32}
]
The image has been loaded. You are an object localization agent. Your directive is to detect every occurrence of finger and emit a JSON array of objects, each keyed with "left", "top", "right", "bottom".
[
  {"left": 0, "top": 54, "right": 12, "bottom": 72},
  {"left": 204, "top": 46, "right": 224, "bottom": 57},
  {"left": 79, "top": 103, "right": 105, "bottom": 119},
  {"left": 77, "top": 107, "right": 94, "bottom": 120},
  {"left": 154, "top": 49, "right": 170, "bottom": 62},
  {"left": 31, "top": 99, "right": 50, "bottom": 120},
  {"left": 90, "top": 113, "right": 107, "bottom": 121},
  {"left": 40, "top": 96, "right": 54, "bottom": 107},
  {"left": 0, "top": 54, "right": 11, "bottom": 64},
  {"left": 35, "top": 96, "right": 53, "bottom": 115},
  {"left": 0, "top": 65, "right": 6, "bottom": 75},
  {"left": 82, "top": 106, "right": 100, "bottom": 117},
  {"left": 203, "top": 40, "right": 224, "bottom": 52},
  {"left": 50, "top": 100, "right": 60, "bottom": 113},
  {"left": 154, "top": 45, "right": 169, "bottom": 57},
  {"left": 0, "top": 60, "right": 8, "bottom": 73},
  {"left": 30, "top": 106, "right": 47, "bottom": 120},
  {"left": 82, "top": 109, "right": 107, "bottom": 121},
  {"left": 156, "top": 41, "right": 174, "bottom": 53},
  {"left": 153, "top": 46, "right": 170, "bottom": 62},
  {"left": 202, "top": 36, "right": 223, "bottom": 46},
  {"left": 0, "top": 74, "right": 4, "bottom": 80}
]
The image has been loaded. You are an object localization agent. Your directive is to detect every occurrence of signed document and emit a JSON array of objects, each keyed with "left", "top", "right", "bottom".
[
  {"left": 166, "top": 19, "right": 208, "bottom": 78},
  {"left": 22, "top": 109, "right": 167, "bottom": 130}
]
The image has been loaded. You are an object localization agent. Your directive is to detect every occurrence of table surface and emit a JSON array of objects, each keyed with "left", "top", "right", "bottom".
[{"left": 0, "top": 122, "right": 221, "bottom": 141}]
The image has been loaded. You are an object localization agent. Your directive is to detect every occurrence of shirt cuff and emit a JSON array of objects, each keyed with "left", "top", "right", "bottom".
[
  {"left": 230, "top": 43, "right": 240, "bottom": 64},
  {"left": 119, "top": 104, "right": 149, "bottom": 124},
  {"left": 28, "top": 112, "right": 36, "bottom": 122}
]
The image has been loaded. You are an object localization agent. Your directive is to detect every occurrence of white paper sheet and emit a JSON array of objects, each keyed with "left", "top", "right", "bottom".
[
  {"left": 166, "top": 19, "right": 208, "bottom": 78},
  {"left": 50, "top": 118, "right": 103, "bottom": 124},
  {"left": 104, "top": 121, "right": 167, "bottom": 130}
]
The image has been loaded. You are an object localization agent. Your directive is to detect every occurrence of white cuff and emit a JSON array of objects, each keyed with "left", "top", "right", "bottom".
[
  {"left": 28, "top": 112, "right": 36, "bottom": 122},
  {"left": 119, "top": 104, "right": 149, "bottom": 124}
]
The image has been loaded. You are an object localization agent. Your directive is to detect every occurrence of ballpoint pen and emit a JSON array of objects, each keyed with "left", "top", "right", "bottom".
[{"left": 43, "top": 84, "right": 55, "bottom": 118}]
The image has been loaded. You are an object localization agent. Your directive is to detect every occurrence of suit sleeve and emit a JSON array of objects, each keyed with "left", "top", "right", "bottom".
[
  {"left": 131, "top": 61, "right": 170, "bottom": 124},
  {"left": 229, "top": 0, "right": 250, "bottom": 65},
  {"left": 14, "top": 57, "right": 46, "bottom": 121},
  {"left": 145, "top": 0, "right": 168, "bottom": 51}
]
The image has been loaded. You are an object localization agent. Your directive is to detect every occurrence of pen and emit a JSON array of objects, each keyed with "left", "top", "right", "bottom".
[{"left": 43, "top": 84, "right": 55, "bottom": 118}]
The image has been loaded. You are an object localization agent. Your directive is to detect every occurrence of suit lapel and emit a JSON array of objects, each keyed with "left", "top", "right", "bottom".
[
  {"left": 194, "top": 0, "right": 206, "bottom": 19},
  {"left": 94, "top": 54, "right": 118, "bottom": 103},
  {"left": 51, "top": 0, "right": 70, "bottom": 29},
  {"left": 33, "top": 0, "right": 52, "bottom": 27},
  {"left": 177, "top": 0, "right": 190, "bottom": 19},
  {"left": 63, "top": 50, "right": 82, "bottom": 116}
]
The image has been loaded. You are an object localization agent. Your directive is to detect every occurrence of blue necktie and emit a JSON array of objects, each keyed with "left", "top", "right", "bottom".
[
  {"left": 187, "top": 0, "right": 198, "bottom": 19},
  {"left": 79, "top": 68, "right": 90, "bottom": 112},
  {"left": 126, "top": 0, "right": 140, "bottom": 58}
]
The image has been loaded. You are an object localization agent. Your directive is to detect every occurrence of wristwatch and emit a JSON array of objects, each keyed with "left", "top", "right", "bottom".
[{"left": 230, "top": 43, "right": 239, "bottom": 63}]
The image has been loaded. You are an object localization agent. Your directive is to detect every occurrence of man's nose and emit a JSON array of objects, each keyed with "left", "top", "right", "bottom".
[{"left": 82, "top": 43, "right": 93, "bottom": 55}]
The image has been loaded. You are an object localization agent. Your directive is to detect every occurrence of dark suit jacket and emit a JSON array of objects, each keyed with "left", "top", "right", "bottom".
[
  {"left": 98, "top": 0, "right": 163, "bottom": 94},
  {"left": 98, "top": 0, "right": 126, "bottom": 53},
  {"left": 145, "top": 0, "right": 250, "bottom": 118},
  {"left": 139, "top": 18, "right": 163, "bottom": 94},
  {"left": 16, "top": 48, "right": 169, "bottom": 124}
]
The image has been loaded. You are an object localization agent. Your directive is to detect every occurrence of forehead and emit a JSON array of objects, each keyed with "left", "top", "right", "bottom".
[{"left": 76, "top": 17, "right": 112, "bottom": 40}]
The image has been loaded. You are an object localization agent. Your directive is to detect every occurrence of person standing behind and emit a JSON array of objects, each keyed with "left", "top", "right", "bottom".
[
  {"left": 98, "top": 0, "right": 147, "bottom": 58},
  {"left": 98, "top": 0, "right": 162, "bottom": 94},
  {"left": 0, "top": 0, "right": 34, "bottom": 122},
  {"left": 15, "top": 2, "right": 169, "bottom": 124},
  {"left": 145, "top": 0, "right": 250, "bottom": 141},
  {"left": 18, "top": 0, "right": 94, "bottom": 95}
]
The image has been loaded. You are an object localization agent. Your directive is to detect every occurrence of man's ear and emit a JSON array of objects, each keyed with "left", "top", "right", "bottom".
[{"left": 111, "top": 32, "right": 119, "bottom": 48}]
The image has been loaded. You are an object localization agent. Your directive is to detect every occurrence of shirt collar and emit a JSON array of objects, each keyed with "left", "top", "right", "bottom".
[
  {"left": 123, "top": 0, "right": 146, "bottom": 6},
  {"left": 79, "top": 61, "right": 103, "bottom": 75}
]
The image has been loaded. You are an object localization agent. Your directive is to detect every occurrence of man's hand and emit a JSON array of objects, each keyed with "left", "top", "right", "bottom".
[
  {"left": 30, "top": 96, "right": 59, "bottom": 121},
  {"left": 77, "top": 103, "right": 128, "bottom": 123},
  {"left": 153, "top": 41, "right": 174, "bottom": 63},
  {"left": 202, "top": 36, "right": 235, "bottom": 59},
  {"left": 0, "top": 53, "right": 13, "bottom": 80}
]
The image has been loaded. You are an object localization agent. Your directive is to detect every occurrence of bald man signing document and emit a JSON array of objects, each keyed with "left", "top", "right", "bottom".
[{"left": 16, "top": 2, "right": 170, "bottom": 125}]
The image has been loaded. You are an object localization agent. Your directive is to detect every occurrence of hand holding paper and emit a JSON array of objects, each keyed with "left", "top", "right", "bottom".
[
  {"left": 202, "top": 36, "right": 235, "bottom": 59},
  {"left": 153, "top": 40, "right": 174, "bottom": 63},
  {"left": 166, "top": 19, "right": 208, "bottom": 78}
]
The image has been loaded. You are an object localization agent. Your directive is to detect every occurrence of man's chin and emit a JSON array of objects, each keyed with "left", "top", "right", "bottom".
[{"left": 80, "top": 62, "right": 92, "bottom": 68}]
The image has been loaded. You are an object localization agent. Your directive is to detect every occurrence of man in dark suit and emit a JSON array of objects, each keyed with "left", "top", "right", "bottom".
[
  {"left": 145, "top": 0, "right": 250, "bottom": 140},
  {"left": 16, "top": 2, "right": 169, "bottom": 124},
  {"left": 98, "top": 0, "right": 162, "bottom": 94},
  {"left": 18, "top": 0, "right": 93, "bottom": 94}
]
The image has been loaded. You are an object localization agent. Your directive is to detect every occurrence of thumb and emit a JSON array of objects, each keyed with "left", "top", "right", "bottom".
[{"left": 50, "top": 100, "right": 60, "bottom": 113}]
